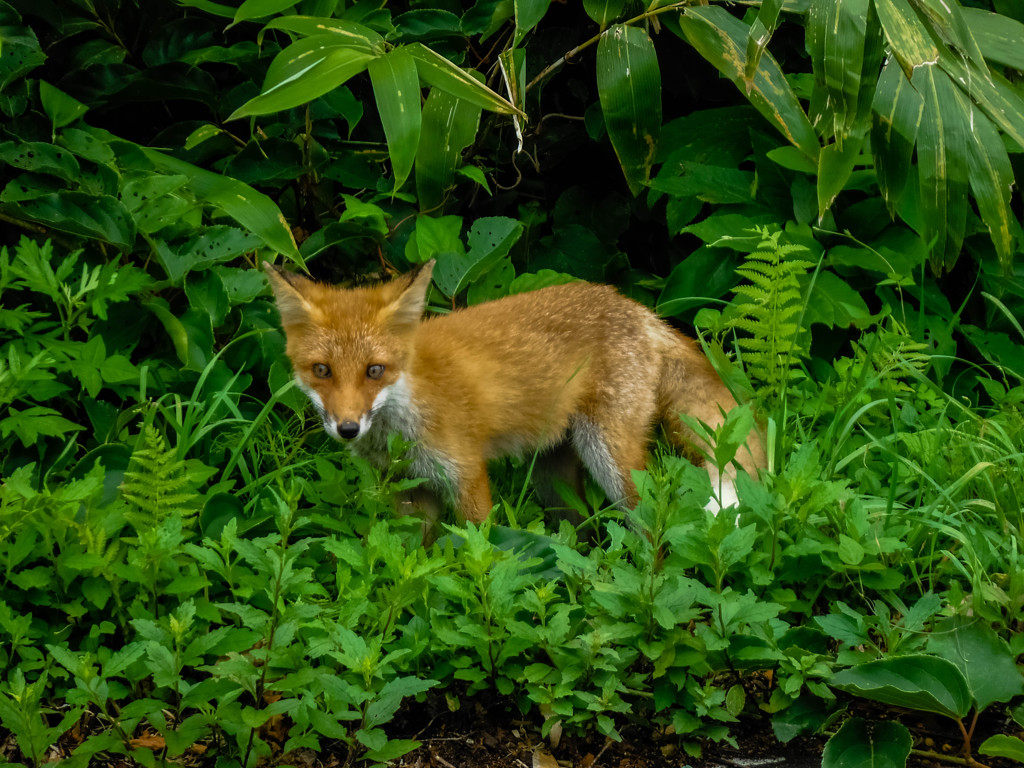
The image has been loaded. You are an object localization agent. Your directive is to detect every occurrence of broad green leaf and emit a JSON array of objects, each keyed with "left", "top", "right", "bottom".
[
  {"left": 596, "top": 24, "right": 662, "bottom": 195},
  {"left": 39, "top": 81, "right": 88, "bottom": 130},
  {"left": 928, "top": 618, "right": 1024, "bottom": 713},
  {"left": 233, "top": 0, "right": 298, "bottom": 25},
  {"left": 391, "top": 9, "right": 463, "bottom": 42},
  {"left": 831, "top": 655, "right": 972, "bottom": 719},
  {"left": 407, "top": 43, "right": 524, "bottom": 117},
  {"left": 416, "top": 85, "right": 483, "bottom": 211},
  {"left": 515, "top": 0, "right": 551, "bottom": 40},
  {"left": 583, "top": 0, "right": 625, "bottom": 28},
  {"left": 963, "top": 7, "right": 1024, "bottom": 71},
  {"left": 0, "top": 140, "right": 81, "bottom": 182},
  {"left": 979, "top": 734, "right": 1024, "bottom": 762},
  {"left": 228, "top": 36, "right": 377, "bottom": 119},
  {"left": 140, "top": 145, "right": 299, "bottom": 258},
  {"left": 257, "top": 15, "right": 384, "bottom": 48},
  {"left": 870, "top": 59, "right": 923, "bottom": 215},
  {"left": 964, "top": 102, "right": 1017, "bottom": 272},
  {"left": 369, "top": 47, "right": 421, "bottom": 192},
  {"left": 677, "top": 7, "right": 820, "bottom": 164},
  {"left": 874, "top": 0, "right": 939, "bottom": 78},
  {"left": 434, "top": 217, "right": 523, "bottom": 297},
  {"left": 0, "top": 7, "right": 47, "bottom": 90},
  {"left": 913, "top": 66, "right": 969, "bottom": 272},
  {"left": 822, "top": 718, "right": 912, "bottom": 768},
  {"left": 7, "top": 192, "right": 134, "bottom": 248}
]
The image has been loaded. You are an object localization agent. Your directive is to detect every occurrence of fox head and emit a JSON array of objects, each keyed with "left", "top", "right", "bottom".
[{"left": 264, "top": 260, "right": 434, "bottom": 441}]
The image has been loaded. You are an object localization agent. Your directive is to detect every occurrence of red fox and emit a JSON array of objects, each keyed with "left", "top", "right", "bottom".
[{"left": 265, "top": 260, "right": 764, "bottom": 525}]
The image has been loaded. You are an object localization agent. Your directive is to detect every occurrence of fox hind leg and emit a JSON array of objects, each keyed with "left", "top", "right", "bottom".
[{"left": 570, "top": 416, "right": 647, "bottom": 508}]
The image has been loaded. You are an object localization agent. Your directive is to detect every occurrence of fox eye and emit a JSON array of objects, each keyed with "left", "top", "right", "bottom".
[
  {"left": 312, "top": 363, "right": 331, "bottom": 378},
  {"left": 367, "top": 364, "right": 385, "bottom": 380}
]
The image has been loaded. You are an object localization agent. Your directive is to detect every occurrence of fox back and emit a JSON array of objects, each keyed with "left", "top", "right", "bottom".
[{"left": 265, "top": 260, "right": 764, "bottom": 524}]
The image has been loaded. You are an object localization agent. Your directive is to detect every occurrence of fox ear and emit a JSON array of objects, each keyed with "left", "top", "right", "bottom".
[
  {"left": 264, "top": 262, "right": 316, "bottom": 326},
  {"left": 385, "top": 259, "right": 434, "bottom": 332}
]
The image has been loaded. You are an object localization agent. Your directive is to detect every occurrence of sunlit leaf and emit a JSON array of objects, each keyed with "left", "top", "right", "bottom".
[
  {"left": 228, "top": 36, "right": 377, "bottom": 119},
  {"left": 257, "top": 15, "right": 384, "bottom": 48},
  {"left": 407, "top": 43, "right": 524, "bottom": 117}
]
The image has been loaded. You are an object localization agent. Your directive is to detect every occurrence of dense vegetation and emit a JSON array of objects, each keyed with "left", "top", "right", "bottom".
[{"left": 1, "top": 0, "right": 1023, "bottom": 765}]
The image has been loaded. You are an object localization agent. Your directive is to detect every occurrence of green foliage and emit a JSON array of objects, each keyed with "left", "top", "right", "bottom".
[{"left": 0, "top": 0, "right": 1023, "bottom": 764}]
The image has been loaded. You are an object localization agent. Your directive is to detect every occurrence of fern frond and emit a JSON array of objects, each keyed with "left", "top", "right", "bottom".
[{"left": 120, "top": 425, "right": 201, "bottom": 531}]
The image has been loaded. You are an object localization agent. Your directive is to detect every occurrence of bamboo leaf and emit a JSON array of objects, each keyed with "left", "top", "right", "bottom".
[
  {"left": 407, "top": 43, "right": 524, "bottom": 117},
  {"left": 596, "top": 24, "right": 662, "bottom": 196},
  {"left": 808, "top": 0, "right": 874, "bottom": 141},
  {"left": 964, "top": 101, "right": 1018, "bottom": 272},
  {"left": 515, "top": 0, "right": 552, "bottom": 40},
  {"left": 232, "top": 0, "right": 297, "bottom": 26},
  {"left": 744, "top": 0, "right": 784, "bottom": 90},
  {"left": 583, "top": 0, "right": 625, "bottom": 29},
  {"left": 416, "top": 85, "right": 483, "bottom": 212},
  {"left": 677, "top": 6, "right": 820, "bottom": 164},
  {"left": 228, "top": 36, "right": 377, "bottom": 119},
  {"left": 870, "top": 59, "right": 923, "bottom": 215},
  {"left": 257, "top": 15, "right": 384, "bottom": 49},
  {"left": 963, "top": 7, "right": 1024, "bottom": 71},
  {"left": 912, "top": 65, "right": 970, "bottom": 272},
  {"left": 140, "top": 147, "right": 300, "bottom": 259},
  {"left": 369, "top": 47, "right": 422, "bottom": 192},
  {"left": 874, "top": 0, "right": 939, "bottom": 78}
]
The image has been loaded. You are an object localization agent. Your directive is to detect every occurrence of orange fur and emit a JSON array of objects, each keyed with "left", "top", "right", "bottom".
[{"left": 265, "top": 260, "right": 765, "bottom": 524}]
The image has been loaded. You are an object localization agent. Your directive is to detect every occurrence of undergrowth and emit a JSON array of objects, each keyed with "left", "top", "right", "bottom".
[{"left": 1, "top": 229, "right": 1022, "bottom": 767}]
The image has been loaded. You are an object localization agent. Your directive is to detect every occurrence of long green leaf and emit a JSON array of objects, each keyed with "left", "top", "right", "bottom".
[
  {"left": 963, "top": 7, "right": 1024, "bottom": 71},
  {"left": 817, "top": 137, "right": 864, "bottom": 217},
  {"left": 677, "top": 6, "right": 820, "bottom": 164},
  {"left": 140, "top": 146, "right": 300, "bottom": 259},
  {"left": 870, "top": 58, "right": 923, "bottom": 215},
  {"left": 831, "top": 655, "right": 973, "bottom": 719},
  {"left": 369, "top": 47, "right": 422, "bottom": 192},
  {"left": 964, "top": 100, "right": 1017, "bottom": 272},
  {"left": 257, "top": 15, "right": 384, "bottom": 49},
  {"left": 596, "top": 23, "right": 662, "bottom": 196},
  {"left": 416, "top": 85, "right": 483, "bottom": 212},
  {"left": 228, "top": 36, "right": 377, "bottom": 119},
  {"left": 407, "top": 43, "right": 524, "bottom": 117},
  {"left": 913, "top": 66, "right": 970, "bottom": 272},
  {"left": 232, "top": 0, "right": 297, "bottom": 25},
  {"left": 874, "top": 0, "right": 939, "bottom": 78},
  {"left": 808, "top": 0, "right": 871, "bottom": 141},
  {"left": 744, "top": 0, "right": 784, "bottom": 89}
]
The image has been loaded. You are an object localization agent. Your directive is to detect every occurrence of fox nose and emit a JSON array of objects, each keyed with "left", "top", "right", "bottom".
[{"left": 338, "top": 420, "right": 360, "bottom": 439}]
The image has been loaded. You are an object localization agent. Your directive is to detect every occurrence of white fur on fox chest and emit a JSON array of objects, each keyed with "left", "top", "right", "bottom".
[{"left": 346, "top": 374, "right": 461, "bottom": 501}]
